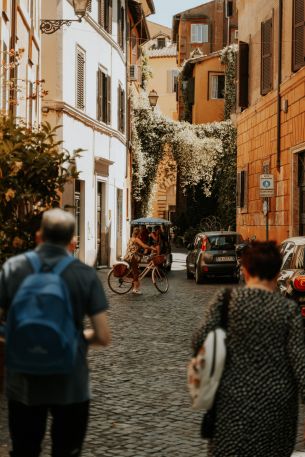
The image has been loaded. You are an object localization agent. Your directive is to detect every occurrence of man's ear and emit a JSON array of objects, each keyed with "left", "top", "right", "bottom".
[{"left": 35, "top": 230, "right": 42, "bottom": 245}]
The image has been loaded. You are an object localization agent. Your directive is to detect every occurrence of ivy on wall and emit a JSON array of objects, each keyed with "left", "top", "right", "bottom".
[
  {"left": 131, "top": 45, "right": 238, "bottom": 228},
  {"left": 131, "top": 91, "right": 236, "bottom": 224},
  {"left": 220, "top": 44, "right": 238, "bottom": 120}
]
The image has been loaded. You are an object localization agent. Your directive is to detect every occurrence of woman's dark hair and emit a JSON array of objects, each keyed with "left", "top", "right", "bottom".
[{"left": 241, "top": 241, "right": 282, "bottom": 280}]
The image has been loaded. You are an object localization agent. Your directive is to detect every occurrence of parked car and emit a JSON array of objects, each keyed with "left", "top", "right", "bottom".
[
  {"left": 278, "top": 237, "right": 305, "bottom": 321},
  {"left": 186, "top": 231, "right": 243, "bottom": 284}
]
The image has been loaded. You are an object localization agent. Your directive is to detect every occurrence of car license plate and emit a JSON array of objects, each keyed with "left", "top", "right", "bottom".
[{"left": 216, "top": 256, "right": 235, "bottom": 262}]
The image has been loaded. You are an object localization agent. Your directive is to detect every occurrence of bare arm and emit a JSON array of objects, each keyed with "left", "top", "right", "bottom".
[
  {"left": 135, "top": 237, "right": 155, "bottom": 251},
  {"left": 84, "top": 311, "right": 111, "bottom": 347}
]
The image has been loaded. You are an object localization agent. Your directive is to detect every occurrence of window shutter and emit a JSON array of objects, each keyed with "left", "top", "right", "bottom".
[
  {"left": 97, "top": 69, "right": 103, "bottom": 121},
  {"left": 191, "top": 24, "right": 197, "bottom": 43},
  {"left": 76, "top": 48, "right": 85, "bottom": 110},
  {"left": 108, "top": 0, "right": 112, "bottom": 33},
  {"left": 117, "top": 0, "right": 122, "bottom": 45},
  {"left": 120, "top": 6, "right": 125, "bottom": 49},
  {"left": 238, "top": 41, "right": 249, "bottom": 108},
  {"left": 102, "top": 72, "right": 107, "bottom": 122},
  {"left": 98, "top": 0, "right": 105, "bottom": 26},
  {"left": 237, "top": 171, "right": 246, "bottom": 208},
  {"left": 107, "top": 75, "right": 111, "bottom": 124},
  {"left": 261, "top": 19, "right": 273, "bottom": 95},
  {"left": 293, "top": 0, "right": 305, "bottom": 71},
  {"left": 118, "top": 85, "right": 121, "bottom": 130},
  {"left": 121, "top": 88, "right": 125, "bottom": 133}
]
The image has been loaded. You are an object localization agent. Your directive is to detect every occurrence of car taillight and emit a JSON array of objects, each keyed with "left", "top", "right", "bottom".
[
  {"left": 201, "top": 239, "right": 207, "bottom": 251},
  {"left": 293, "top": 275, "right": 305, "bottom": 291}
]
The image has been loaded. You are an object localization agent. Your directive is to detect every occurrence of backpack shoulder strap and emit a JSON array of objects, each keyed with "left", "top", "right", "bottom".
[
  {"left": 25, "top": 251, "right": 41, "bottom": 273},
  {"left": 53, "top": 256, "right": 75, "bottom": 275}
]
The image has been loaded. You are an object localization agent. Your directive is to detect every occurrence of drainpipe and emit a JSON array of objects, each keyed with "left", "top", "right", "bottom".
[{"left": 276, "top": 0, "right": 283, "bottom": 170}]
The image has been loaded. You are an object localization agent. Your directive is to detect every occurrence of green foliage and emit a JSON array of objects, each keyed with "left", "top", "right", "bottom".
[
  {"left": 131, "top": 92, "right": 237, "bottom": 228},
  {"left": 221, "top": 44, "right": 238, "bottom": 121},
  {"left": 141, "top": 50, "right": 153, "bottom": 90},
  {"left": 0, "top": 116, "right": 80, "bottom": 264}
]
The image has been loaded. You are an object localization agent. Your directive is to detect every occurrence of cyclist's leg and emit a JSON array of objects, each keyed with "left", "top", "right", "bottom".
[{"left": 130, "top": 257, "right": 141, "bottom": 292}]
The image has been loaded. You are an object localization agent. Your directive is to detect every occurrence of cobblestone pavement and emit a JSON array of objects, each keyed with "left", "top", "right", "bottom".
[{"left": 0, "top": 250, "right": 305, "bottom": 456}]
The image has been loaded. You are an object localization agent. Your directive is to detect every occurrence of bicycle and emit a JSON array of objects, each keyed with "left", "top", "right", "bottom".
[{"left": 108, "top": 255, "right": 169, "bottom": 295}]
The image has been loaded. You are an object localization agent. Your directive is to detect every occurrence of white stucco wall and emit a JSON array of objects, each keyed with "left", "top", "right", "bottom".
[{"left": 42, "top": 0, "right": 128, "bottom": 267}]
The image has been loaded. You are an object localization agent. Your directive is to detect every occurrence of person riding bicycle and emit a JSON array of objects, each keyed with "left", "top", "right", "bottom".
[{"left": 124, "top": 227, "right": 156, "bottom": 295}]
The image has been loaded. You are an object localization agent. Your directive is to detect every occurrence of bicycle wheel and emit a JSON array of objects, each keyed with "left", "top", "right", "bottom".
[
  {"left": 152, "top": 267, "right": 169, "bottom": 294},
  {"left": 107, "top": 269, "right": 133, "bottom": 295}
]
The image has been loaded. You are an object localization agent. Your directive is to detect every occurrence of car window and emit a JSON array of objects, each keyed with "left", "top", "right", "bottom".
[
  {"left": 291, "top": 245, "right": 305, "bottom": 269},
  {"left": 207, "top": 235, "right": 238, "bottom": 251}
]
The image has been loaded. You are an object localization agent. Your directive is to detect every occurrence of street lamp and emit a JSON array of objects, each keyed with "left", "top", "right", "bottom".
[
  {"left": 40, "top": 0, "right": 89, "bottom": 35},
  {"left": 148, "top": 90, "right": 159, "bottom": 110}
]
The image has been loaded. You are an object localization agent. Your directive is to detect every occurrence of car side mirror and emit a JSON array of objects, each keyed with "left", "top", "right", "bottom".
[{"left": 187, "top": 243, "right": 194, "bottom": 250}]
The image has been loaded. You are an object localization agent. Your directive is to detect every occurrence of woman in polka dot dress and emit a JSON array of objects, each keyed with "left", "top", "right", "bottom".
[{"left": 192, "top": 241, "right": 305, "bottom": 457}]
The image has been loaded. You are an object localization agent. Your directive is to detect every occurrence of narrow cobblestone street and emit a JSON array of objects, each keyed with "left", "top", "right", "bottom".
[{"left": 1, "top": 250, "right": 305, "bottom": 456}]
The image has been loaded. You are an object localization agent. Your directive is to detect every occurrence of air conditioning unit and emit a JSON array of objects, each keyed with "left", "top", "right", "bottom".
[
  {"left": 129, "top": 65, "right": 138, "bottom": 81},
  {"left": 234, "top": 30, "right": 239, "bottom": 40}
]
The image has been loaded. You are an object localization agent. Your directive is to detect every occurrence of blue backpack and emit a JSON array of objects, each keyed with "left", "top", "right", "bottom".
[{"left": 6, "top": 251, "right": 78, "bottom": 375}]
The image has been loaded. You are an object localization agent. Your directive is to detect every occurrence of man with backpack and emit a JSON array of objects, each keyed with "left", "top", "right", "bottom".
[{"left": 0, "top": 208, "right": 111, "bottom": 457}]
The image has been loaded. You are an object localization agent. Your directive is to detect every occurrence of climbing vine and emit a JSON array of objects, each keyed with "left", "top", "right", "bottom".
[
  {"left": 131, "top": 91, "right": 236, "bottom": 223},
  {"left": 220, "top": 44, "right": 238, "bottom": 120},
  {"left": 131, "top": 45, "right": 238, "bottom": 227}
]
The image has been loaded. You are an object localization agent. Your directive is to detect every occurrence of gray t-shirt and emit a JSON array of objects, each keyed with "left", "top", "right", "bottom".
[{"left": 0, "top": 243, "right": 108, "bottom": 406}]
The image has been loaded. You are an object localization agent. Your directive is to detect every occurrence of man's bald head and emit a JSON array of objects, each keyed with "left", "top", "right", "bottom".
[{"left": 40, "top": 208, "right": 75, "bottom": 246}]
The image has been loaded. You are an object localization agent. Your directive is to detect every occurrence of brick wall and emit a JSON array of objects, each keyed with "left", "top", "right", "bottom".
[{"left": 237, "top": 66, "right": 305, "bottom": 243}]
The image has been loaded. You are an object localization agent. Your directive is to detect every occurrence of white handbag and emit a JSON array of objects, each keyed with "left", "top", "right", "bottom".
[{"left": 187, "top": 289, "right": 231, "bottom": 411}]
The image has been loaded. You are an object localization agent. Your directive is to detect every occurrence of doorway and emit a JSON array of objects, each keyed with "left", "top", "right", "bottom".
[
  {"left": 96, "top": 181, "right": 108, "bottom": 267},
  {"left": 116, "top": 189, "right": 123, "bottom": 259},
  {"left": 298, "top": 152, "right": 305, "bottom": 235}
]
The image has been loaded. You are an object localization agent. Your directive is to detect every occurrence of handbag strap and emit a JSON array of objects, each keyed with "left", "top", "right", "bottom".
[{"left": 220, "top": 288, "right": 232, "bottom": 330}]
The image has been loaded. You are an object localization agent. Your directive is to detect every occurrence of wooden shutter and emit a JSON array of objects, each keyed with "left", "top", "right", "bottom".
[
  {"left": 107, "top": 75, "right": 111, "bottom": 124},
  {"left": 102, "top": 72, "right": 107, "bottom": 122},
  {"left": 121, "top": 88, "right": 125, "bottom": 133},
  {"left": 117, "top": 0, "right": 122, "bottom": 45},
  {"left": 261, "top": 18, "right": 273, "bottom": 95},
  {"left": 238, "top": 41, "right": 249, "bottom": 108},
  {"left": 120, "top": 6, "right": 125, "bottom": 49},
  {"left": 76, "top": 48, "right": 85, "bottom": 110},
  {"left": 108, "top": 0, "right": 112, "bottom": 33},
  {"left": 293, "top": 0, "right": 305, "bottom": 71},
  {"left": 97, "top": 69, "right": 103, "bottom": 120},
  {"left": 118, "top": 85, "right": 121, "bottom": 131},
  {"left": 98, "top": 0, "right": 105, "bottom": 26},
  {"left": 237, "top": 170, "right": 246, "bottom": 208}
]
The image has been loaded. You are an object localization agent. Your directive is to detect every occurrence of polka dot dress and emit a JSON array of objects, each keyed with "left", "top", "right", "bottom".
[{"left": 192, "top": 287, "right": 305, "bottom": 457}]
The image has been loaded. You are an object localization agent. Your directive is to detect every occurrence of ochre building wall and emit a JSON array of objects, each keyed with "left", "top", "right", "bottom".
[
  {"left": 237, "top": 66, "right": 305, "bottom": 243},
  {"left": 192, "top": 55, "right": 224, "bottom": 124}
]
